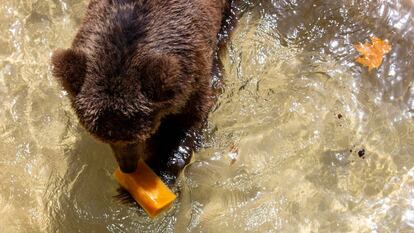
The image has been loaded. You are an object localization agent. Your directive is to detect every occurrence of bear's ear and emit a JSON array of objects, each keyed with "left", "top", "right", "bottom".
[
  {"left": 140, "top": 54, "right": 182, "bottom": 102},
  {"left": 51, "top": 49, "right": 87, "bottom": 96}
]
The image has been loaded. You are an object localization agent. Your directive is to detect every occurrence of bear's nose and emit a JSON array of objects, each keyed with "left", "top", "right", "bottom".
[{"left": 119, "top": 161, "right": 138, "bottom": 173}]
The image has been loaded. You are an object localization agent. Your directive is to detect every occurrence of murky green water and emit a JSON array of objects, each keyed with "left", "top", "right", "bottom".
[{"left": 1, "top": 0, "right": 414, "bottom": 232}]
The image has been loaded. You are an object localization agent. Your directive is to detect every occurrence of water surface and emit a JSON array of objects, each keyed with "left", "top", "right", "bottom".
[{"left": 1, "top": 0, "right": 414, "bottom": 232}]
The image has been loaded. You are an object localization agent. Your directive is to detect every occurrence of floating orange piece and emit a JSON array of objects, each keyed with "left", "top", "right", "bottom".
[
  {"left": 354, "top": 37, "right": 391, "bottom": 71},
  {"left": 114, "top": 161, "right": 177, "bottom": 218}
]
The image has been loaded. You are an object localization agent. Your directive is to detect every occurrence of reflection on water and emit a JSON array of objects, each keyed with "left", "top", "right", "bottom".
[{"left": 1, "top": 0, "right": 414, "bottom": 232}]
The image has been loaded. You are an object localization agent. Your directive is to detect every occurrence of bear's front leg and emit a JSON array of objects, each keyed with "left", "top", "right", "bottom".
[
  {"left": 144, "top": 114, "right": 200, "bottom": 185},
  {"left": 146, "top": 88, "right": 214, "bottom": 185}
]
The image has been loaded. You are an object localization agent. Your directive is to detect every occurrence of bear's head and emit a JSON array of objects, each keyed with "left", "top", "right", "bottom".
[{"left": 51, "top": 48, "right": 193, "bottom": 173}]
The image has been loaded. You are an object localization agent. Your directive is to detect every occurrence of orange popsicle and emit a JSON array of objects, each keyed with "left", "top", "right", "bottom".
[{"left": 114, "top": 161, "right": 177, "bottom": 217}]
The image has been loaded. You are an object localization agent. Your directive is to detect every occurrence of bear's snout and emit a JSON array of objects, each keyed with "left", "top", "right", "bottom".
[{"left": 110, "top": 142, "right": 145, "bottom": 173}]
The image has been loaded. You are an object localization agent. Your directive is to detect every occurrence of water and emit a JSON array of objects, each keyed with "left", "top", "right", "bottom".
[{"left": 1, "top": 0, "right": 414, "bottom": 232}]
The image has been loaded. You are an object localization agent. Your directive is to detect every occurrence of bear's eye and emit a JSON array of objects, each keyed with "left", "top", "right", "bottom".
[
  {"left": 141, "top": 77, "right": 176, "bottom": 102},
  {"left": 140, "top": 77, "right": 158, "bottom": 100},
  {"left": 163, "top": 89, "right": 175, "bottom": 100}
]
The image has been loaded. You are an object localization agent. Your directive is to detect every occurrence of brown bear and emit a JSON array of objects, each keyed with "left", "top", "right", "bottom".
[{"left": 51, "top": 0, "right": 229, "bottom": 179}]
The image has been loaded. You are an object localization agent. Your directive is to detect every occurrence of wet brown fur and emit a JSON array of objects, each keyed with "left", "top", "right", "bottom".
[{"left": 52, "top": 0, "right": 230, "bottom": 177}]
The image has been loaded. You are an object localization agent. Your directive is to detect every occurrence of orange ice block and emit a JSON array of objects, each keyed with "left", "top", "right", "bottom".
[{"left": 114, "top": 161, "right": 177, "bottom": 217}]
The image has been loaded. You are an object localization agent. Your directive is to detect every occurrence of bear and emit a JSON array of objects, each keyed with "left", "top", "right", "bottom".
[{"left": 51, "top": 0, "right": 230, "bottom": 181}]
